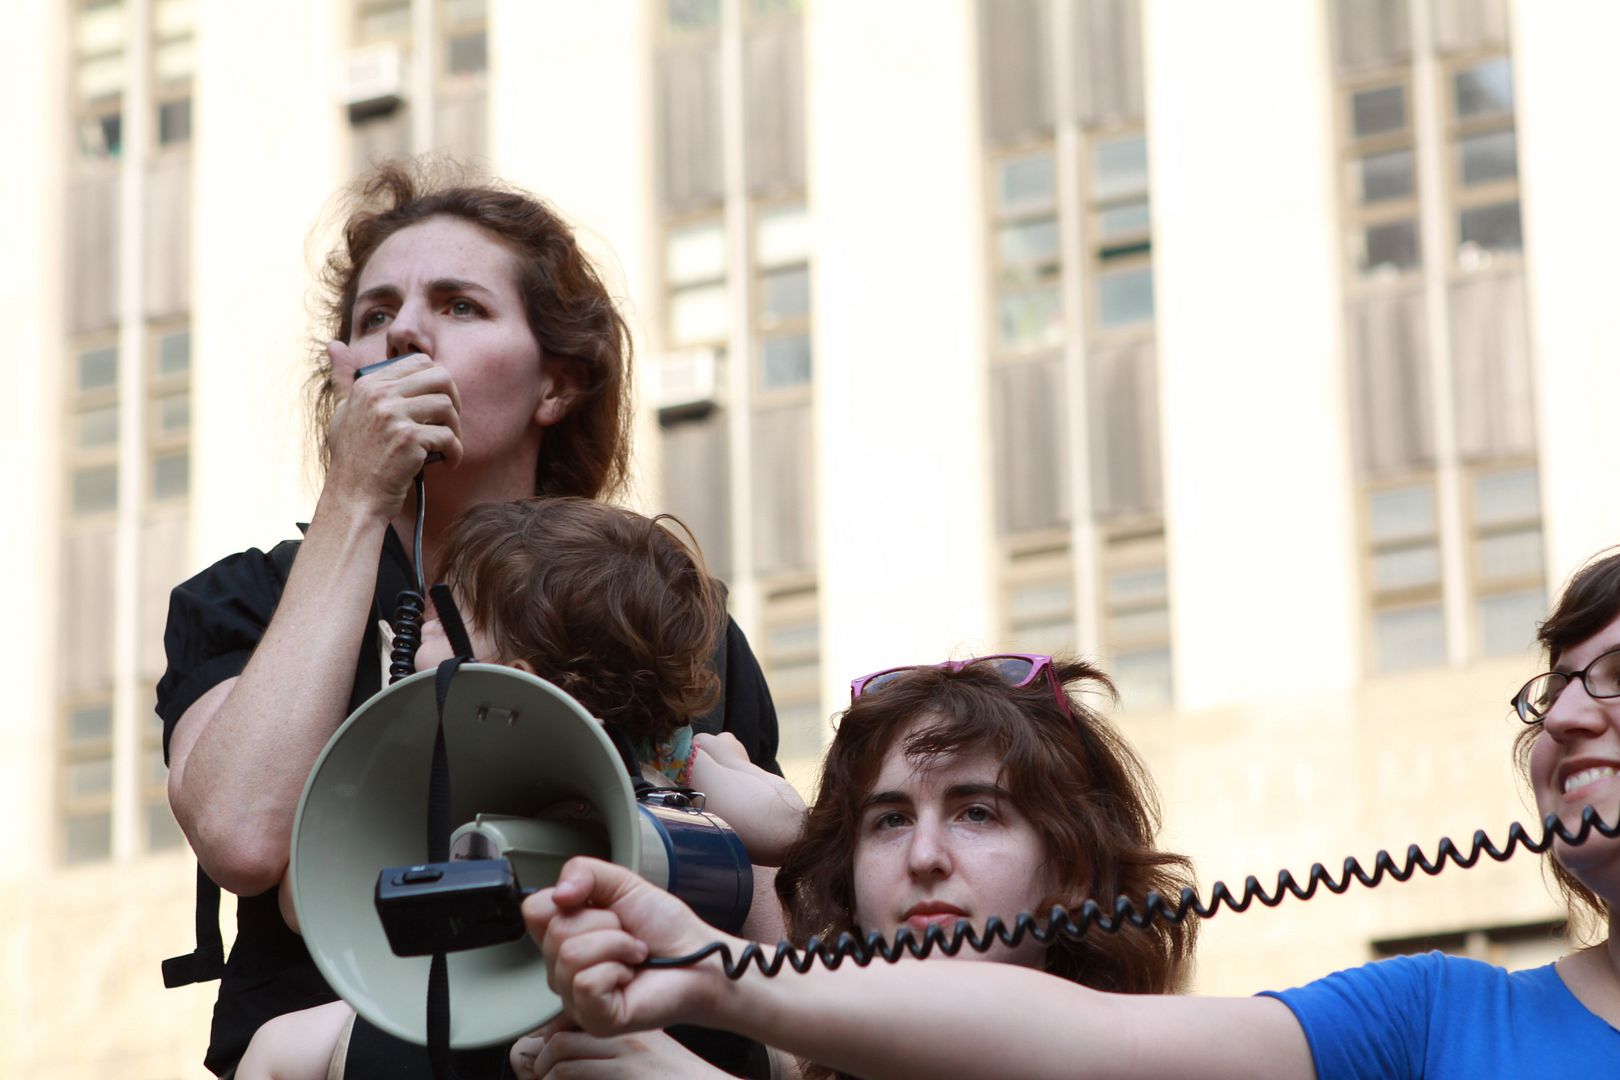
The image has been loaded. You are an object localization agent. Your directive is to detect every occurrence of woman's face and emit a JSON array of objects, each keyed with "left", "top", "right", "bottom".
[
  {"left": 1529, "top": 610, "right": 1620, "bottom": 901},
  {"left": 342, "top": 215, "right": 566, "bottom": 489},
  {"left": 851, "top": 715, "right": 1055, "bottom": 968}
]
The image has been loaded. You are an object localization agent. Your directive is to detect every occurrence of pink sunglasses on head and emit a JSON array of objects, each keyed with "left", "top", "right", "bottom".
[{"left": 849, "top": 653, "right": 1072, "bottom": 719}]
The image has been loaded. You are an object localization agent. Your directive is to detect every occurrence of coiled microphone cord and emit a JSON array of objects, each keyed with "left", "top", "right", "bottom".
[
  {"left": 644, "top": 805, "right": 1620, "bottom": 978},
  {"left": 387, "top": 472, "right": 430, "bottom": 684}
]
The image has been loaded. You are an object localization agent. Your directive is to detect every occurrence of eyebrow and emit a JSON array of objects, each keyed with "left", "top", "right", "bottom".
[
  {"left": 353, "top": 278, "right": 498, "bottom": 309},
  {"left": 859, "top": 782, "right": 1010, "bottom": 812}
]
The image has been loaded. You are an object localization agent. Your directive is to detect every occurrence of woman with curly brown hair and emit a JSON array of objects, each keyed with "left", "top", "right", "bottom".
[
  {"left": 237, "top": 497, "right": 802, "bottom": 1080},
  {"left": 776, "top": 655, "right": 1195, "bottom": 1000},
  {"left": 514, "top": 653, "right": 1195, "bottom": 1079},
  {"left": 155, "top": 162, "right": 781, "bottom": 1078}
]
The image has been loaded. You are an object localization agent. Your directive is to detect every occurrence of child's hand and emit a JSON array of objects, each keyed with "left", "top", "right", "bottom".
[{"left": 690, "top": 733, "right": 807, "bottom": 866}]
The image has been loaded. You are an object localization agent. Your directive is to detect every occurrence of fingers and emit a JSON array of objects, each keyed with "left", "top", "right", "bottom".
[{"left": 692, "top": 731, "right": 750, "bottom": 768}]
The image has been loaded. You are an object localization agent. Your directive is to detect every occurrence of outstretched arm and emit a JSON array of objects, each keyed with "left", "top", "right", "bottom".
[{"left": 526, "top": 858, "right": 1317, "bottom": 1080}]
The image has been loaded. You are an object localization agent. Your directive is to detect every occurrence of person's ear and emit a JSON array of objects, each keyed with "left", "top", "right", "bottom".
[
  {"left": 508, "top": 657, "right": 536, "bottom": 674},
  {"left": 534, "top": 356, "right": 587, "bottom": 428}
]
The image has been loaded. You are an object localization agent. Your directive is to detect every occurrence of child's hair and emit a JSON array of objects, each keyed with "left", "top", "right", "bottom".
[
  {"left": 776, "top": 657, "right": 1197, "bottom": 995},
  {"left": 436, "top": 497, "right": 723, "bottom": 744}
]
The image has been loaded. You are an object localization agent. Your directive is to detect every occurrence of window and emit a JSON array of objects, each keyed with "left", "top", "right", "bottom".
[
  {"left": 1468, "top": 464, "right": 1544, "bottom": 657},
  {"left": 1342, "top": 76, "right": 1420, "bottom": 280},
  {"left": 1447, "top": 55, "right": 1520, "bottom": 269},
  {"left": 666, "top": 219, "right": 729, "bottom": 349},
  {"left": 74, "top": 0, "right": 126, "bottom": 159},
  {"left": 1331, "top": 6, "right": 1537, "bottom": 676},
  {"left": 1364, "top": 481, "right": 1447, "bottom": 672},
  {"left": 68, "top": 343, "right": 120, "bottom": 517},
  {"left": 440, "top": 0, "right": 487, "bottom": 77},
  {"left": 991, "top": 150, "right": 1063, "bottom": 351},
  {"left": 147, "top": 326, "right": 191, "bottom": 503},
  {"left": 1089, "top": 138, "right": 1153, "bottom": 312},
  {"left": 1100, "top": 529, "right": 1173, "bottom": 710},
  {"left": 152, "top": 0, "right": 194, "bottom": 149},
  {"left": 754, "top": 204, "right": 812, "bottom": 396},
  {"left": 1003, "top": 544, "right": 1077, "bottom": 657},
  {"left": 60, "top": 701, "right": 114, "bottom": 863}
]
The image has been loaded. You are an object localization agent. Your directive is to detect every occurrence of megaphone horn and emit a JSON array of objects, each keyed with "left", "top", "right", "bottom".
[{"left": 289, "top": 664, "right": 751, "bottom": 1049}]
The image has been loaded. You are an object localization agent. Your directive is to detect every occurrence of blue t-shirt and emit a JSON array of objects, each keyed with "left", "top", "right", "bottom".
[{"left": 1262, "top": 952, "right": 1619, "bottom": 1078}]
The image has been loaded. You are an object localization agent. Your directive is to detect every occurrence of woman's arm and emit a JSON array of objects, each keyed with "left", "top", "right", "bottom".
[
  {"left": 166, "top": 349, "right": 462, "bottom": 895},
  {"left": 528, "top": 858, "right": 1317, "bottom": 1080}
]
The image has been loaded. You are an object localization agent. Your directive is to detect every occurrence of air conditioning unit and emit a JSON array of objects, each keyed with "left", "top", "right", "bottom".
[
  {"left": 338, "top": 44, "right": 407, "bottom": 118},
  {"left": 653, "top": 347, "right": 720, "bottom": 416}
]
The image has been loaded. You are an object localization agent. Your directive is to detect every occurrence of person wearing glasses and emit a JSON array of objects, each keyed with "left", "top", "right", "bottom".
[
  {"left": 512, "top": 653, "right": 1198, "bottom": 1078},
  {"left": 527, "top": 555, "right": 1620, "bottom": 1078}
]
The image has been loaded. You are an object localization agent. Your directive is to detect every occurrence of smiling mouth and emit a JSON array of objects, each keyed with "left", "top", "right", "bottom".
[{"left": 1563, "top": 766, "right": 1618, "bottom": 796}]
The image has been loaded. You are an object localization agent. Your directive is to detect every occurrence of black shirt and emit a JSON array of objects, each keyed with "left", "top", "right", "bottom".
[{"left": 157, "top": 526, "right": 781, "bottom": 1076}]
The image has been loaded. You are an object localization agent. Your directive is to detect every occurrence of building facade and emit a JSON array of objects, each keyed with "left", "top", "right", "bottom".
[{"left": 4, "top": 0, "right": 1619, "bottom": 1075}]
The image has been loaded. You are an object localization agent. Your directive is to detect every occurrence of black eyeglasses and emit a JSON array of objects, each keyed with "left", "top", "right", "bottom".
[{"left": 1510, "top": 645, "right": 1620, "bottom": 724}]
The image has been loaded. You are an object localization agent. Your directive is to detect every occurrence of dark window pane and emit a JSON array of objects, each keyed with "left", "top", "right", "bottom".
[
  {"left": 1360, "top": 219, "right": 1420, "bottom": 276},
  {"left": 157, "top": 97, "right": 191, "bottom": 145},
  {"left": 446, "top": 31, "right": 486, "bottom": 75},
  {"left": 151, "top": 450, "right": 190, "bottom": 500},
  {"left": 761, "top": 333, "right": 811, "bottom": 390},
  {"left": 1096, "top": 266, "right": 1155, "bottom": 328},
  {"left": 68, "top": 704, "right": 113, "bottom": 744},
  {"left": 1352, "top": 84, "right": 1406, "bottom": 138},
  {"left": 1458, "top": 129, "right": 1517, "bottom": 187},
  {"left": 80, "top": 112, "right": 123, "bottom": 158},
  {"left": 64, "top": 812, "right": 113, "bottom": 864},
  {"left": 760, "top": 266, "right": 810, "bottom": 327},
  {"left": 78, "top": 346, "right": 119, "bottom": 392},
  {"left": 73, "top": 465, "right": 119, "bottom": 515},
  {"left": 1458, "top": 200, "right": 1522, "bottom": 256},
  {"left": 1454, "top": 57, "right": 1513, "bottom": 121},
  {"left": 1359, "top": 149, "right": 1414, "bottom": 203}
]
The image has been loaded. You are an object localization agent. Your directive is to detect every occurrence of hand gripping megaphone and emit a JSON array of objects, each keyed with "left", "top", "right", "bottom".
[{"left": 288, "top": 664, "right": 752, "bottom": 1049}]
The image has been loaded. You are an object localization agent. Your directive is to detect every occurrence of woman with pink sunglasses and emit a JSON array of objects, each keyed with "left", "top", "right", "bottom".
[
  {"left": 513, "top": 654, "right": 1198, "bottom": 1078},
  {"left": 533, "top": 554, "right": 1620, "bottom": 1078}
]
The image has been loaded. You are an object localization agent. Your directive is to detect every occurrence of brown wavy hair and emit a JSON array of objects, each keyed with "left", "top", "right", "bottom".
[
  {"left": 1514, "top": 546, "right": 1620, "bottom": 938},
  {"left": 776, "top": 657, "right": 1197, "bottom": 1004},
  {"left": 307, "top": 158, "right": 633, "bottom": 499},
  {"left": 436, "top": 498, "right": 721, "bottom": 742}
]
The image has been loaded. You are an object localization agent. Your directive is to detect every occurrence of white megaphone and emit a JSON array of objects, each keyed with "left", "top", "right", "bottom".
[{"left": 288, "top": 663, "right": 752, "bottom": 1050}]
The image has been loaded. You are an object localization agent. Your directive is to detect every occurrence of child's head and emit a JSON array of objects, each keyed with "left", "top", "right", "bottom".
[
  {"left": 775, "top": 655, "right": 1196, "bottom": 994},
  {"left": 429, "top": 497, "right": 723, "bottom": 745}
]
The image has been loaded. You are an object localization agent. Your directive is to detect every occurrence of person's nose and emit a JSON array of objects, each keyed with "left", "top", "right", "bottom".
[
  {"left": 385, "top": 299, "right": 432, "bottom": 361},
  {"left": 1542, "top": 676, "right": 1612, "bottom": 742},
  {"left": 905, "top": 816, "right": 953, "bottom": 882}
]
